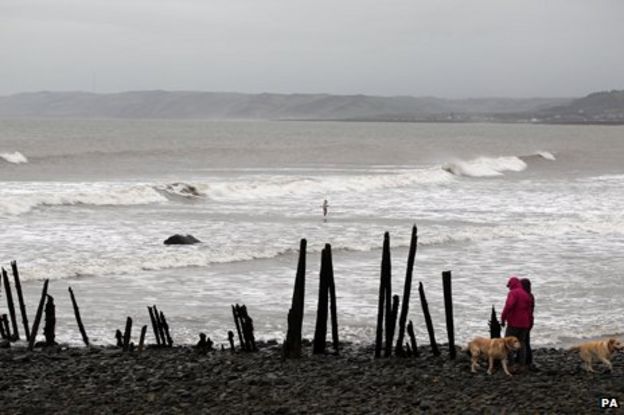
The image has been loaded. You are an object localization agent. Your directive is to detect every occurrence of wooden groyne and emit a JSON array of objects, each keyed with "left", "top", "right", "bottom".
[{"left": 0, "top": 228, "right": 481, "bottom": 361}]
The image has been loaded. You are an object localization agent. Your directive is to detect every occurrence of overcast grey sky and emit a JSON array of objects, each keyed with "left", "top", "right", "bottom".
[{"left": 1, "top": 0, "right": 623, "bottom": 98}]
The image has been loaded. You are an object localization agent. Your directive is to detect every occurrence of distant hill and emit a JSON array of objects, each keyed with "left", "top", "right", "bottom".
[
  {"left": 0, "top": 90, "right": 570, "bottom": 120},
  {"left": 532, "top": 90, "right": 624, "bottom": 124}
]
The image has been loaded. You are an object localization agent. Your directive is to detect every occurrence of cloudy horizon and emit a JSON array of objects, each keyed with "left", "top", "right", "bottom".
[{"left": 1, "top": 0, "right": 623, "bottom": 98}]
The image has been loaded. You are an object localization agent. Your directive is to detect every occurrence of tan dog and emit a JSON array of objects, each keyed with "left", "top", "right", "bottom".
[
  {"left": 569, "top": 338, "right": 624, "bottom": 372},
  {"left": 467, "top": 336, "right": 521, "bottom": 376}
]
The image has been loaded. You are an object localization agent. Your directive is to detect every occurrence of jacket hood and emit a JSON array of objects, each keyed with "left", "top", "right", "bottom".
[{"left": 506, "top": 276, "right": 521, "bottom": 289}]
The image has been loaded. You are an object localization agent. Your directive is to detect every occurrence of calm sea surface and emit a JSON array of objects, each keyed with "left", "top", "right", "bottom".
[{"left": 1, "top": 119, "right": 623, "bottom": 347}]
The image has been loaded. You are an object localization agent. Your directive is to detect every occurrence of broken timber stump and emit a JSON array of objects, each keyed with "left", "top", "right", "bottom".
[
  {"left": 147, "top": 306, "right": 161, "bottom": 346},
  {"left": 418, "top": 281, "right": 440, "bottom": 357},
  {"left": 313, "top": 246, "right": 329, "bottom": 354},
  {"left": 43, "top": 295, "right": 56, "bottom": 346},
  {"left": 11, "top": 262, "right": 30, "bottom": 341},
  {"left": 228, "top": 330, "right": 235, "bottom": 353},
  {"left": 407, "top": 320, "right": 419, "bottom": 357},
  {"left": 375, "top": 232, "right": 390, "bottom": 358},
  {"left": 138, "top": 325, "right": 147, "bottom": 352},
  {"left": 442, "top": 271, "right": 455, "bottom": 359},
  {"left": 326, "top": 245, "right": 339, "bottom": 353},
  {"left": 232, "top": 305, "right": 245, "bottom": 351},
  {"left": 68, "top": 287, "right": 89, "bottom": 346},
  {"left": 489, "top": 306, "right": 501, "bottom": 339},
  {"left": 28, "top": 279, "right": 49, "bottom": 351},
  {"left": 284, "top": 238, "right": 306, "bottom": 358},
  {"left": 396, "top": 225, "right": 417, "bottom": 356},
  {"left": 2, "top": 268, "right": 19, "bottom": 340},
  {"left": 123, "top": 317, "right": 132, "bottom": 352},
  {"left": 159, "top": 311, "right": 173, "bottom": 347}
]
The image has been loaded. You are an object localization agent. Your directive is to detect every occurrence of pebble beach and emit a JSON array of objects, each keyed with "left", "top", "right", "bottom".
[{"left": 1, "top": 341, "right": 622, "bottom": 414}]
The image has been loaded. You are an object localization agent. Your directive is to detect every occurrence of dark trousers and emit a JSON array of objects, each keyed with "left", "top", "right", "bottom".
[
  {"left": 505, "top": 326, "right": 529, "bottom": 366},
  {"left": 525, "top": 330, "right": 533, "bottom": 365}
]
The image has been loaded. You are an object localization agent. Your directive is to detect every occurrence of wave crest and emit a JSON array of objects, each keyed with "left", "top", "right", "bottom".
[
  {"left": 441, "top": 156, "right": 527, "bottom": 177},
  {"left": 0, "top": 151, "right": 28, "bottom": 164}
]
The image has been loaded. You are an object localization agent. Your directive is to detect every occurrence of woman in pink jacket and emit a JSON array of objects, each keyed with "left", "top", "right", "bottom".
[{"left": 501, "top": 276, "right": 533, "bottom": 369}]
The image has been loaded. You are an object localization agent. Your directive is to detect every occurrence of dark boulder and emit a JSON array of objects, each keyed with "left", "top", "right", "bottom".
[{"left": 164, "top": 234, "right": 201, "bottom": 245}]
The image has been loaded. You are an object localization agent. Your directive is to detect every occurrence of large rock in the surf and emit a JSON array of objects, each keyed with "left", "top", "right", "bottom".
[{"left": 164, "top": 234, "right": 201, "bottom": 245}]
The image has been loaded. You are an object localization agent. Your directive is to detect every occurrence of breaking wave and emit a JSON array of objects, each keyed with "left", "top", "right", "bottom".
[
  {"left": 0, "top": 183, "right": 168, "bottom": 216},
  {"left": 0, "top": 151, "right": 28, "bottom": 164},
  {"left": 441, "top": 151, "right": 555, "bottom": 178}
]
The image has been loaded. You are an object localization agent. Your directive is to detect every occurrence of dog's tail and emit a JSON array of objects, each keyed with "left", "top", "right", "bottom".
[{"left": 568, "top": 346, "right": 580, "bottom": 352}]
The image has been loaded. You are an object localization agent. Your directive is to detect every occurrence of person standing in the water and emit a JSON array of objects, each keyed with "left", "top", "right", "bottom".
[{"left": 322, "top": 199, "right": 329, "bottom": 217}]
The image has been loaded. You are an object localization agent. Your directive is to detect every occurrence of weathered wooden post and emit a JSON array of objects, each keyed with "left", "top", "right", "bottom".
[
  {"left": 2, "top": 268, "right": 19, "bottom": 340},
  {"left": 138, "top": 325, "right": 147, "bottom": 352},
  {"left": 0, "top": 315, "right": 9, "bottom": 340},
  {"left": 122, "top": 317, "right": 133, "bottom": 352},
  {"left": 442, "top": 271, "right": 455, "bottom": 359},
  {"left": 383, "top": 233, "right": 394, "bottom": 358},
  {"left": 159, "top": 311, "right": 173, "bottom": 347},
  {"left": 326, "top": 244, "right": 339, "bottom": 353},
  {"left": 228, "top": 330, "right": 235, "bottom": 353},
  {"left": 28, "top": 279, "right": 49, "bottom": 351},
  {"left": 489, "top": 306, "right": 501, "bottom": 338},
  {"left": 68, "top": 287, "right": 89, "bottom": 346},
  {"left": 375, "top": 232, "right": 390, "bottom": 358},
  {"left": 0, "top": 315, "right": 6, "bottom": 339},
  {"left": 418, "top": 282, "right": 440, "bottom": 356},
  {"left": 313, "top": 247, "right": 329, "bottom": 354},
  {"left": 43, "top": 295, "right": 56, "bottom": 346},
  {"left": 388, "top": 294, "right": 399, "bottom": 354},
  {"left": 240, "top": 305, "right": 257, "bottom": 352},
  {"left": 11, "top": 261, "right": 30, "bottom": 341},
  {"left": 147, "top": 306, "right": 161, "bottom": 346},
  {"left": 284, "top": 238, "right": 307, "bottom": 358},
  {"left": 232, "top": 305, "right": 245, "bottom": 351},
  {"left": 407, "top": 320, "right": 419, "bottom": 357},
  {"left": 396, "top": 225, "right": 417, "bottom": 356},
  {"left": 153, "top": 305, "right": 167, "bottom": 346},
  {"left": 115, "top": 329, "right": 123, "bottom": 347}
]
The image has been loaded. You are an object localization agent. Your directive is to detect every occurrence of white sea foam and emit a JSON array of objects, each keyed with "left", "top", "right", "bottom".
[
  {"left": 0, "top": 151, "right": 28, "bottom": 164},
  {"left": 0, "top": 183, "right": 168, "bottom": 216},
  {"left": 537, "top": 151, "right": 556, "bottom": 161},
  {"left": 442, "top": 156, "right": 527, "bottom": 177}
]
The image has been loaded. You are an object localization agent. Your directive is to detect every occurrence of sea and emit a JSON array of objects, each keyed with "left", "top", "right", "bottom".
[{"left": 1, "top": 118, "right": 623, "bottom": 348}]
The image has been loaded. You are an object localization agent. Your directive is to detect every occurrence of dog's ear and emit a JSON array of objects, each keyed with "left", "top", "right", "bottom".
[
  {"left": 608, "top": 338, "right": 616, "bottom": 353},
  {"left": 504, "top": 337, "right": 516, "bottom": 351}
]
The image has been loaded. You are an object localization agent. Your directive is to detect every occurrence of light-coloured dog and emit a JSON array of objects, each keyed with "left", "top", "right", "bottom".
[
  {"left": 467, "top": 336, "right": 521, "bottom": 376},
  {"left": 569, "top": 338, "right": 624, "bottom": 372}
]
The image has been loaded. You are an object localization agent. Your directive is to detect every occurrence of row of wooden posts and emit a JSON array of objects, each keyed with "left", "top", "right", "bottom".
[
  {"left": 0, "top": 259, "right": 258, "bottom": 353},
  {"left": 283, "top": 225, "right": 502, "bottom": 359},
  {"left": 2, "top": 225, "right": 502, "bottom": 354}
]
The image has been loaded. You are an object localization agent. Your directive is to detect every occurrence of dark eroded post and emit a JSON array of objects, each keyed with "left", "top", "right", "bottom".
[
  {"left": 123, "top": 316, "right": 133, "bottom": 352},
  {"left": 489, "top": 305, "right": 501, "bottom": 339},
  {"left": 11, "top": 261, "right": 30, "bottom": 341},
  {"left": 68, "top": 287, "right": 89, "bottom": 346},
  {"left": 326, "top": 244, "right": 339, "bottom": 353},
  {"left": 43, "top": 295, "right": 56, "bottom": 346},
  {"left": 419, "top": 282, "right": 440, "bottom": 356},
  {"left": 396, "top": 225, "right": 417, "bottom": 356},
  {"left": 2, "top": 268, "right": 19, "bottom": 340},
  {"left": 284, "top": 239, "right": 307, "bottom": 358},
  {"left": 375, "top": 233, "right": 390, "bottom": 358},
  {"left": 383, "top": 233, "right": 393, "bottom": 358},
  {"left": 313, "top": 247, "right": 329, "bottom": 354},
  {"left": 442, "top": 270, "right": 455, "bottom": 359},
  {"left": 28, "top": 279, "right": 49, "bottom": 351},
  {"left": 147, "top": 306, "right": 161, "bottom": 346},
  {"left": 138, "top": 325, "right": 147, "bottom": 352},
  {"left": 407, "top": 320, "right": 419, "bottom": 357}
]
